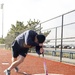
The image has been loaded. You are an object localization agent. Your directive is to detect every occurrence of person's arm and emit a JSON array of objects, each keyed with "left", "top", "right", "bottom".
[
  {"left": 27, "top": 37, "right": 39, "bottom": 46},
  {"left": 35, "top": 45, "right": 44, "bottom": 55}
]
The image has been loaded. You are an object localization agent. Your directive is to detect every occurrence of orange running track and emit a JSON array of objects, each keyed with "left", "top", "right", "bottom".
[{"left": 0, "top": 49, "right": 75, "bottom": 75}]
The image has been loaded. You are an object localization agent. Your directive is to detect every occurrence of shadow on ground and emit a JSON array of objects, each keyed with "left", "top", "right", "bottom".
[{"left": 17, "top": 71, "right": 32, "bottom": 75}]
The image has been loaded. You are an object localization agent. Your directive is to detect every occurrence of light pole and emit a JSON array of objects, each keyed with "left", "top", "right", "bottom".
[{"left": 1, "top": 3, "right": 4, "bottom": 38}]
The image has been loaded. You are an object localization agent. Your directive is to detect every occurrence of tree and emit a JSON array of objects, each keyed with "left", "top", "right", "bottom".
[
  {"left": 26, "top": 19, "right": 41, "bottom": 33},
  {"left": 42, "top": 30, "right": 51, "bottom": 37}
]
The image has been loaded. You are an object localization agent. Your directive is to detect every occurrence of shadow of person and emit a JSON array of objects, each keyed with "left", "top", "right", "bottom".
[{"left": 17, "top": 71, "right": 32, "bottom": 75}]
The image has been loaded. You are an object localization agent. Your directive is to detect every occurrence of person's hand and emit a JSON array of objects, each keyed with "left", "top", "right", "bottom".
[{"left": 40, "top": 48, "right": 44, "bottom": 54}]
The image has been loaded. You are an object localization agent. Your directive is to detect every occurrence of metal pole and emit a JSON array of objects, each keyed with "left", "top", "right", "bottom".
[
  {"left": 1, "top": 3, "right": 4, "bottom": 38},
  {"left": 55, "top": 27, "right": 57, "bottom": 55},
  {"left": 60, "top": 15, "right": 64, "bottom": 62}
]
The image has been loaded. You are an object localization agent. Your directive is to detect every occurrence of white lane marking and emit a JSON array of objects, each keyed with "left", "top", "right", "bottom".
[{"left": 2, "top": 62, "right": 9, "bottom": 65}]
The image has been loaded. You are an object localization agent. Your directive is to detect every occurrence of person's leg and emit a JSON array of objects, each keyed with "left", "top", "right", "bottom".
[
  {"left": 4, "top": 41, "right": 29, "bottom": 75},
  {"left": 4, "top": 55, "right": 25, "bottom": 75},
  {"left": 7, "top": 55, "right": 25, "bottom": 71},
  {"left": 9, "top": 47, "right": 29, "bottom": 71},
  {"left": 12, "top": 57, "right": 18, "bottom": 72},
  {"left": 12, "top": 57, "right": 17, "bottom": 62}
]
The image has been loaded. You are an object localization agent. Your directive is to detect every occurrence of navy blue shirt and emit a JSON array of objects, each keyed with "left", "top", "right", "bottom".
[
  {"left": 15, "top": 30, "right": 39, "bottom": 47},
  {"left": 14, "top": 30, "right": 43, "bottom": 54}
]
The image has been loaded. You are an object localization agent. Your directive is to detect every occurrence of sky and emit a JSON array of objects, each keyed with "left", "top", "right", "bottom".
[{"left": 0, "top": 0, "right": 75, "bottom": 38}]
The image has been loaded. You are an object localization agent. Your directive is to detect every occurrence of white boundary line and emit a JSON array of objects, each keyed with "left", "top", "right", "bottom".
[{"left": 2, "top": 62, "right": 9, "bottom": 65}]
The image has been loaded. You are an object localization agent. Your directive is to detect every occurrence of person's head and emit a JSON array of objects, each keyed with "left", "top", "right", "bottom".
[{"left": 36, "top": 34, "right": 46, "bottom": 43}]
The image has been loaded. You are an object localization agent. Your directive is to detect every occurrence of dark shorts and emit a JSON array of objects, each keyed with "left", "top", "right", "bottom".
[{"left": 12, "top": 40, "right": 29, "bottom": 58}]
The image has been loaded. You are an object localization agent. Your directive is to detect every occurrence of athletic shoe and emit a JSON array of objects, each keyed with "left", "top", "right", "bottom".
[
  {"left": 14, "top": 67, "right": 19, "bottom": 72},
  {"left": 4, "top": 69, "right": 10, "bottom": 75}
]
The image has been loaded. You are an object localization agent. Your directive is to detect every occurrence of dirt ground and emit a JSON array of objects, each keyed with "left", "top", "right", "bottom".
[{"left": 0, "top": 49, "right": 75, "bottom": 75}]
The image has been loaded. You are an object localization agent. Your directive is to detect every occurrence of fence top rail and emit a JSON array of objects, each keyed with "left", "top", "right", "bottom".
[
  {"left": 40, "top": 9, "right": 75, "bottom": 24},
  {"left": 41, "top": 21, "right": 75, "bottom": 32}
]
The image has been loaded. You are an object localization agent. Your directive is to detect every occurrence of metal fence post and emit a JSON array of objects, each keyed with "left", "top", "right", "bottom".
[
  {"left": 55, "top": 27, "right": 57, "bottom": 55},
  {"left": 60, "top": 15, "right": 64, "bottom": 62}
]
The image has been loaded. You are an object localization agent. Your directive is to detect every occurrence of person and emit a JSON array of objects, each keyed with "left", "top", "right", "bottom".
[{"left": 4, "top": 30, "right": 46, "bottom": 75}]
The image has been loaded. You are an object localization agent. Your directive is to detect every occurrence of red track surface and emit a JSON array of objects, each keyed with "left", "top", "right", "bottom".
[{"left": 0, "top": 49, "right": 75, "bottom": 75}]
